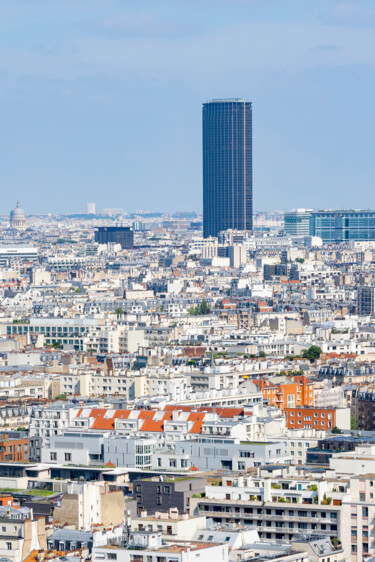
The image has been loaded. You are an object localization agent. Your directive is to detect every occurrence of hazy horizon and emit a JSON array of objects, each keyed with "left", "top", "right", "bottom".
[{"left": 1, "top": 0, "right": 375, "bottom": 214}]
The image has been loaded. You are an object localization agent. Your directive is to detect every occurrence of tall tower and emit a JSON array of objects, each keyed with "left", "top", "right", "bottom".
[{"left": 203, "top": 99, "right": 253, "bottom": 238}]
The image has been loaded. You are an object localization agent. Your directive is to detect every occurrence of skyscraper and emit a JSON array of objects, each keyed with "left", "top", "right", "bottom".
[{"left": 203, "top": 99, "right": 253, "bottom": 238}]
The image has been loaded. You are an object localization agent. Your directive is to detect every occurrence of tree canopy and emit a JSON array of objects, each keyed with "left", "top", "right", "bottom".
[{"left": 302, "top": 345, "right": 322, "bottom": 363}]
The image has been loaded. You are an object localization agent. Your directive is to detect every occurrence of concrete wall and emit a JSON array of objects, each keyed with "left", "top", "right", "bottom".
[
  {"left": 100, "top": 487, "right": 125, "bottom": 527},
  {"left": 53, "top": 495, "right": 79, "bottom": 528}
]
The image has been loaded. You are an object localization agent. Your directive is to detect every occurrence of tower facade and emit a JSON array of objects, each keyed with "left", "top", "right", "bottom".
[{"left": 203, "top": 99, "right": 253, "bottom": 238}]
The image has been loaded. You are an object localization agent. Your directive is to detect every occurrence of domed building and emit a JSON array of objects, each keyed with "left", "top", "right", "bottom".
[{"left": 10, "top": 202, "right": 28, "bottom": 231}]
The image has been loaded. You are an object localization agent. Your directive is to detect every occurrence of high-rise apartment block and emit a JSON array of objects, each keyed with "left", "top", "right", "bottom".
[
  {"left": 284, "top": 209, "right": 375, "bottom": 243},
  {"left": 203, "top": 99, "right": 253, "bottom": 238}
]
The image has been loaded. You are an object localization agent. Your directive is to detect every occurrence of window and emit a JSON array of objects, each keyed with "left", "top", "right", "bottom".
[
  {"left": 107, "top": 555, "right": 117, "bottom": 560},
  {"left": 163, "top": 486, "right": 170, "bottom": 494},
  {"left": 6, "top": 543, "right": 11, "bottom": 551},
  {"left": 157, "top": 496, "right": 162, "bottom": 505},
  {"left": 360, "top": 493, "right": 365, "bottom": 501},
  {"left": 65, "top": 453, "right": 72, "bottom": 461},
  {"left": 50, "top": 452, "right": 57, "bottom": 461}
]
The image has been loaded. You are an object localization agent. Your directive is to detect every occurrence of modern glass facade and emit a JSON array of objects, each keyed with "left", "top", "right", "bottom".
[
  {"left": 311, "top": 211, "right": 375, "bottom": 243},
  {"left": 203, "top": 99, "right": 253, "bottom": 238},
  {"left": 95, "top": 227, "right": 134, "bottom": 248},
  {"left": 284, "top": 209, "right": 375, "bottom": 243},
  {"left": 284, "top": 210, "right": 311, "bottom": 236}
]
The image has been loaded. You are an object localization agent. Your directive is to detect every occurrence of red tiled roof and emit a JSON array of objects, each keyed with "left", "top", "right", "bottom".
[
  {"left": 88, "top": 409, "right": 108, "bottom": 418},
  {"left": 91, "top": 417, "right": 115, "bottom": 430},
  {"left": 140, "top": 411, "right": 173, "bottom": 432},
  {"left": 113, "top": 410, "right": 131, "bottom": 419},
  {"left": 188, "top": 412, "right": 205, "bottom": 434}
]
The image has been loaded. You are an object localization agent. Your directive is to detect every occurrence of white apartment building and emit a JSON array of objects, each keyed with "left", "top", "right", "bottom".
[
  {"left": 29, "top": 403, "right": 82, "bottom": 447},
  {"left": 93, "top": 532, "right": 228, "bottom": 562}
]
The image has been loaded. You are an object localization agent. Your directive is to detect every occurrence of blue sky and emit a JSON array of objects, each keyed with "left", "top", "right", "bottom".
[{"left": 1, "top": 0, "right": 375, "bottom": 214}]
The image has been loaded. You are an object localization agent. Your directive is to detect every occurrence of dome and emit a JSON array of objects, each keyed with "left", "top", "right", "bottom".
[
  {"left": 10, "top": 202, "right": 28, "bottom": 231},
  {"left": 11, "top": 202, "right": 26, "bottom": 218}
]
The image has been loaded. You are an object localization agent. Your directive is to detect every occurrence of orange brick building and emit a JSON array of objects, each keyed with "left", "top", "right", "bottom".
[
  {"left": 284, "top": 406, "right": 349, "bottom": 431},
  {"left": 254, "top": 375, "right": 314, "bottom": 409},
  {"left": 0, "top": 435, "right": 29, "bottom": 462}
]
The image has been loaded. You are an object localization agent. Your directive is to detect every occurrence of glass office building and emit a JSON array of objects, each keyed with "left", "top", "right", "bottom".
[
  {"left": 284, "top": 209, "right": 311, "bottom": 236},
  {"left": 203, "top": 99, "right": 253, "bottom": 238},
  {"left": 311, "top": 211, "right": 375, "bottom": 243},
  {"left": 284, "top": 209, "right": 375, "bottom": 243},
  {"left": 95, "top": 227, "right": 134, "bottom": 248}
]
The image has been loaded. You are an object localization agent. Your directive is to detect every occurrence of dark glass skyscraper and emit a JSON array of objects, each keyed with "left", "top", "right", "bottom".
[{"left": 203, "top": 99, "right": 253, "bottom": 238}]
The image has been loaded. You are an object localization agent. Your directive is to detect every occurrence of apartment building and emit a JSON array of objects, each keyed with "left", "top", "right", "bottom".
[
  {"left": 284, "top": 407, "right": 350, "bottom": 431},
  {"left": 29, "top": 403, "right": 81, "bottom": 447},
  {"left": 0, "top": 505, "right": 47, "bottom": 562},
  {"left": 133, "top": 477, "right": 206, "bottom": 516},
  {"left": 195, "top": 471, "right": 344, "bottom": 543},
  {"left": 255, "top": 376, "right": 315, "bottom": 409},
  {"left": 93, "top": 532, "right": 228, "bottom": 562},
  {"left": 341, "top": 474, "right": 375, "bottom": 561},
  {"left": 173, "top": 437, "right": 290, "bottom": 471},
  {"left": 0, "top": 434, "right": 29, "bottom": 462}
]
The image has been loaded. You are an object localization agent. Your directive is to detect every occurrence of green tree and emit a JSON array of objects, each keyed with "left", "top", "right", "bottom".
[
  {"left": 55, "top": 393, "right": 67, "bottom": 400},
  {"left": 302, "top": 345, "right": 322, "bottom": 363},
  {"left": 351, "top": 415, "right": 357, "bottom": 430},
  {"left": 258, "top": 351, "right": 267, "bottom": 358},
  {"left": 188, "top": 299, "right": 210, "bottom": 316},
  {"left": 115, "top": 307, "right": 125, "bottom": 319},
  {"left": 331, "top": 426, "right": 342, "bottom": 434}
]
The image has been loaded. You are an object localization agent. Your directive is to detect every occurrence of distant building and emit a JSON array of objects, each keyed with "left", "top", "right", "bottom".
[
  {"left": 95, "top": 226, "right": 134, "bottom": 249},
  {"left": 203, "top": 99, "right": 253, "bottom": 238},
  {"left": 9, "top": 202, "right": 28, "bottom": 231},
  {"left": 358, "top": 285, "right": 375, "bottom": 315},
  {"left": 87, "top": 202, "right": 96, "bottom": 215},
  {"left": 284, "top": 209, "right": 375, "bottom": 243},
  {"left": 284, "top": 209, "right": 311, "bottom": 236},
  {"left": 355, "top": 390, "right": 375, "bottom": 430},
  {"left": 0, "top": 246, "right": 38, "bottom": 266}
]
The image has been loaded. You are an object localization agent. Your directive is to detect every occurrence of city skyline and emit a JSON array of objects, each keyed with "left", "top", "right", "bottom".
[{"left": 1, "top": 0, "right": 375, "bottom": 214}]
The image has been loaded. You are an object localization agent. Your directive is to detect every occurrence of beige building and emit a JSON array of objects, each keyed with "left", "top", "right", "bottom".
[
  {"left": 0, "top": 506, "right": 46, "bottom": 562},
  {"left": 53, "top": 481, "right": 125, "bottom": 530}
]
